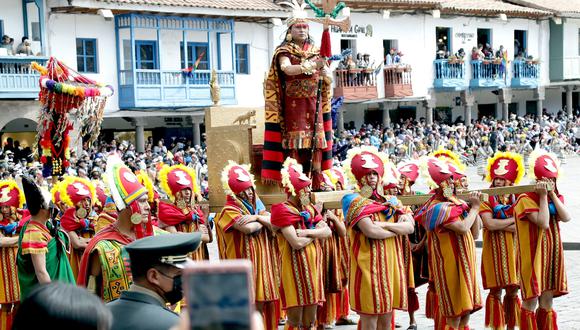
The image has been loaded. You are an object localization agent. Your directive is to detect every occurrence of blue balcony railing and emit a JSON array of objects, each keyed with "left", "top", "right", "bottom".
[
  {"left": 119, "top": 69, "right": 236, "bottom": 108},
  {"left": 511, "top": 60, "right": 540, "bottom": 88},
  {"left": 470, "top": 60, "right": 506, "bottom": 88},
  {"left": 0, "top": 56, "right": 48, "bottom": 98},
  {"left": 433, "top": 59, "right": 467, "bottom": 89}
]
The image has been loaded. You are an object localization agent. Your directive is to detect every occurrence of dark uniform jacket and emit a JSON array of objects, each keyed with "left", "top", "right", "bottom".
[{"left": 107, "top": 289, "right": 180, "bottom": 330}]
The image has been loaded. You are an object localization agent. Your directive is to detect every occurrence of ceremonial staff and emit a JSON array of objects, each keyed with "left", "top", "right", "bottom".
[{"left": 302, "top": 0, "right": 351, "bottom": 175}]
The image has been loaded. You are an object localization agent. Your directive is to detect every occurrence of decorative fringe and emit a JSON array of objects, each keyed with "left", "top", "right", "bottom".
[
  {"left": 504, "top": 294, "right": 521, "bottom": 328},
  {"left": 0, "top": 306, "right": 16, "bottom": 330},
  {"left": 335, "top": 287, "right": 350, "bottom": 320},
  {"left": 317, "top": 293, "right": 336, "bottom": 326},
  {"left": 262, "top": 300, "right": 281, "bottom": 330},
  {"left": 485, "top": 294, "right": 506, "bottom": 329},
  {"left": 443, "top": 324, "right": 458, "bottom": 330},
  {"left": 520, "top": 308, "right": 538, "bottom": 330},
  {"left": 408, "top": 288, "right": 420, "bottom": 312},
  {"left": 320, "top": 29, "right": 332, "bottom": 58},
  {"left": 536, "top": 308, "right": 558, "bottom": 330},
  {"left": 425, "top": 283, "right": 437, "bottom": 319}
]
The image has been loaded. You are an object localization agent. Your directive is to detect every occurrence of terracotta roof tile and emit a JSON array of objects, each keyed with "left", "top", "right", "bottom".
[
  {"left": 439, "top": 0, "right": 551, "bottom": 18},
  {"left": 506, "top": 0, "right": 580, "bottom": 15},
  {"left": 94, "top": 0, "right": 286, "bottom": 11}
]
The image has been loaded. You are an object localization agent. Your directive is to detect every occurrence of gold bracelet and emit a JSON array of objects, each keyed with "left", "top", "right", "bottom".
[{"left": 300, "top": 60, "right": 316, "bottom": 75}]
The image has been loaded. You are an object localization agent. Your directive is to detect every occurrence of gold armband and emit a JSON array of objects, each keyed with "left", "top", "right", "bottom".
[
  {"left": 300, "top": 60, "right": 316, "bottom": 75},
  {"left": 87, "top": 275, "right": 97, "bottom": 294},
  {"left": 280, "top": 63, "right": 290, "bottom": 72}
]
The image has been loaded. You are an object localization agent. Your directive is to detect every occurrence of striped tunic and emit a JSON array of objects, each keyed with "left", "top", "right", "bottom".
[
  {"left": 479, "top": 196, "right": 519, "bottom": 289},
  {"left": 271, "top": 202, "right": 324, "bottom": 309},
  {"left": 513, "top": 193, "right": 568, "bottom": 300},
  {"left": 416, "top": 197, "right": 482, "bottom": 318},
  {"left": 343, "top": 193, "right": 408, "bottom": 315},
  {"left": 216, "top": 197, "right": 279, "bottom": 303}
]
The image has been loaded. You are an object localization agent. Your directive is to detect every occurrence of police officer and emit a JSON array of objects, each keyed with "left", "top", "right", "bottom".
[{"left": 107, "top": 233, "right": 201, "bottom": 330}]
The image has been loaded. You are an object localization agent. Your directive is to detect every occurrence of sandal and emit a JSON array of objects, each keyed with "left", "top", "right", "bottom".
[
  {"left": 406, "top": 325, "right": 417, "bottom": 330},
  {"left": 335, "top": 317, "right": 357, "bottom": 326}
]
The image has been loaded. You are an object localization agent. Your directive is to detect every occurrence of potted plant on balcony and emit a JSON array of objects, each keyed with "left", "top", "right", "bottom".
[{"left": 447, "top": 55, "right": 464, "bottom": 65}]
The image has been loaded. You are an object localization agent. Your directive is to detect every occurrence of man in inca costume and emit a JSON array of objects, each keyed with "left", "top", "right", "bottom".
[{"left": 262, "top": 0, "right": 333, "bottom": 189}]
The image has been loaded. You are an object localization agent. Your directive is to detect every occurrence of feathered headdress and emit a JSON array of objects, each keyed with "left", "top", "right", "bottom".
[
  {"left": 528, "top": 149, "right": 561, "bottom": 181},
  {"left": 57, "top": 176, "right": 97, "bottom": 208},
  {"left": 221, "top": 161, "right": 255, "bottom": 197},
  {"left": 105, "top": 155, "right": 148, "bottom": 211},
  {"left": 0, "top": 180, "right": 25, "bottom": 209},
  {"left": 136, "top": 170, "right": 155, "bottom": 203},
  {"left": 158, "top": 164, "right": 199, "bottom": 201},
  {"left": 485, "top": 151, "right": 525, "bottom": 185},
  {"left": 343, "top": 146, "right": 386, "bottom": 188},
  {"left": 281, "top": 157, "right": 311, "bottom": 196},
  {"left": 279, "top": 0, "right": 309, "bottom": 26}
]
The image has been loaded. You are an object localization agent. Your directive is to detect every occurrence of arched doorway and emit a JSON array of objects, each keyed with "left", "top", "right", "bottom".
[{"left": 0, "top": 118, "right": 38, "bottom": 157}]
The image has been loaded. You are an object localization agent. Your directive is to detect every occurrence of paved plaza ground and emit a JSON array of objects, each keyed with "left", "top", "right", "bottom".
[{"left": 207, "top": 155, "right": 580, "bottom": 329}]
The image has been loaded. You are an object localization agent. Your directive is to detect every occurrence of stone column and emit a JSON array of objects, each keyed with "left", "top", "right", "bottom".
[
  {"left": 461, "top": 90, "right": 474, "bottom": 125},
  {"left": 424, "top": 89, "right": 437, "bottom": 125},
  {"left": 534, "top": 87, "right": 545, "bottom": 125},
  {"left": 337, "top": 107, "right": 345, "bottom": 134},
  {"left": 498, "top": 88, "right": 512, "bottom": 121},
  {"left": 192, "top": 116, "right": 202, "bottom": 147},
  {"left": 565, "top": 85, "right": 574, "bottom": 117},
  {"left": 135, "top": 122, "right": 145, "bottom": 153},
  {"left": 381, "top": 102, "right": 393, "bottom": 128}
]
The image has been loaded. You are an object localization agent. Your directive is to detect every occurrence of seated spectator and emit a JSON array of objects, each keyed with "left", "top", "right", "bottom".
[
  {"left": 394, "top": 51, "right": 403, "bottom": 64},
  {"left": 13, "top": 283, "right": 112, "bottom": 330},
  {"left": 455, "top": 48, "right": 466, "bottom": 59},
  {"left": 1, "top": 35, "right": 14, "bottom": 55},
  {"left": 16, "top": 37, "right": 33, "bottom": 56}
]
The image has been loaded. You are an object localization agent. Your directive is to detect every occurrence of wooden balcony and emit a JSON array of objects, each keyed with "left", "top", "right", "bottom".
[
  {"left": 511, "top": 60, "right": 540, "bottom": 88},
  {"left": 333, "top": 69, "right": 378, "bottom": 101},
  {"left": 118, "top": 69, "right": 235, "bottom": 108},
  {"left": 383, "top": 65, "right": 413, "bottom": 98},
  {"left": 433, "top": 59, "right": 467, "bottom": 90},
  {"left": 470, "top": 60, "right": 506, "bottom": 88},
  {"left": 0, "top": 56, "right": 48, "bottom": 99}
]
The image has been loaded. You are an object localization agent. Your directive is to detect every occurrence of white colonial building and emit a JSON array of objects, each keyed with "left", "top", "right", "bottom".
[{"left": 0, "top": 0, "right": 579, "bottom": 151}]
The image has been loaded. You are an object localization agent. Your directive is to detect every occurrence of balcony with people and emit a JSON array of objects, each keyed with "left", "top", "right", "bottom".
[
  {"left": 0, "top": 0, "right": 47, "bottom": 98},
  {"left": 469, "top": 44, "right": 507, "bottom": 88},
  {"left": 433, "top": 51, "right": 467, "bottom": 90},
  {"left": 383, "top": 49, "right": 412, "bottom": 98},
  {"left": 116, "top": 14, "right": 236, "bottom": 109},
  {"left": 333, "top": 52, "right": 378, "bottom": 101},
  {"left": 511, "top": 53, "right": 540, "bottom": 88}
]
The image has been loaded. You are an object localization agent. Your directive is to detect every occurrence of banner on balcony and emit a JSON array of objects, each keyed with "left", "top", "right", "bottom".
[{"left": 31, "top": 57, "right": 114, "bottom": 177}]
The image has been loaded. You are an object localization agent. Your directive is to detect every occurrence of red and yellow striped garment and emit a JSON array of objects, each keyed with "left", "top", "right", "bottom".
[
  {"left": 513, "top": 193, "right": 568, "bottom": 300},
  {"left": 479, "top": 197, "right": 519, "bottom": 289},
  {"left": 344, "top": 194, "right": 408, "bottom": 315},
  {"left": 271, "top": 202, "right": 324, "bottom": 309},
  {"left": 215, "top": 196, "right": 279, "bottom": 303},
  {"left": 0, "top": 231, "right": 19, "bottom": 330},
  {"left": 417, "top": 197, "right": 482, "bottom": 318}
]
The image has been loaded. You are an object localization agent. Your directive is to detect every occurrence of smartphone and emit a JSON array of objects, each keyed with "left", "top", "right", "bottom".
[{"left": 183, "top": 260, "right": 254, "bottom": 330}]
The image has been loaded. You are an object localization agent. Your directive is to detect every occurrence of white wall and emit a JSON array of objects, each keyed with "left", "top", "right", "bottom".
[
  {"left": 233, "top": 22, "right": 272, "bottom": 107},
  {"left": 47, "top": 13, "right": 119, "bottom": 113}
]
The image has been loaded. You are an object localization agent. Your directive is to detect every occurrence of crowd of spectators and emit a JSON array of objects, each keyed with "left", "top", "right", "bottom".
[
  {"left": 0, "top": 110, "right": 578, "bottom": 196},
  {"left": 333, "top": 110, "right": 580, "bottom": 177}
]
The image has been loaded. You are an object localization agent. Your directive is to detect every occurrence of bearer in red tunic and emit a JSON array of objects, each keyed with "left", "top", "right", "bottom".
[
  {"left": 157, "top": 164, "right": 210, "bottom": 260},
  {"left": 513, "top": 150, "right": 570, "bottom": 330}
]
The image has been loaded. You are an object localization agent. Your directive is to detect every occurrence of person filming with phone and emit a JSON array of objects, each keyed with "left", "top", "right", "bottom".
[{"left": 107, "top": 233, "right": 201, "bottom": 330}]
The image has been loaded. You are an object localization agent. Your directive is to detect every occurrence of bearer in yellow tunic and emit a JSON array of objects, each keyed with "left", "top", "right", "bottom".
[
  {"left": 270, "top": 158, "right": 331, "bottom": 330},
  {"left": 513, "top": 150, "right": 570, "bottom": 330},
  {"left": 480, "top": 152, "right": 524, "bottom": 330},
  {"left": 415, "top": 157, "right": 482, "bottom": 330},
  {"left": 342, "top": 147, "right": 414, "bottom": 330},
  {"left": 216, "top": 161, "right": 280, "bottom": 330},
  {"left": 317, "top": 169, "right": 348, "bottom": 328}
]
